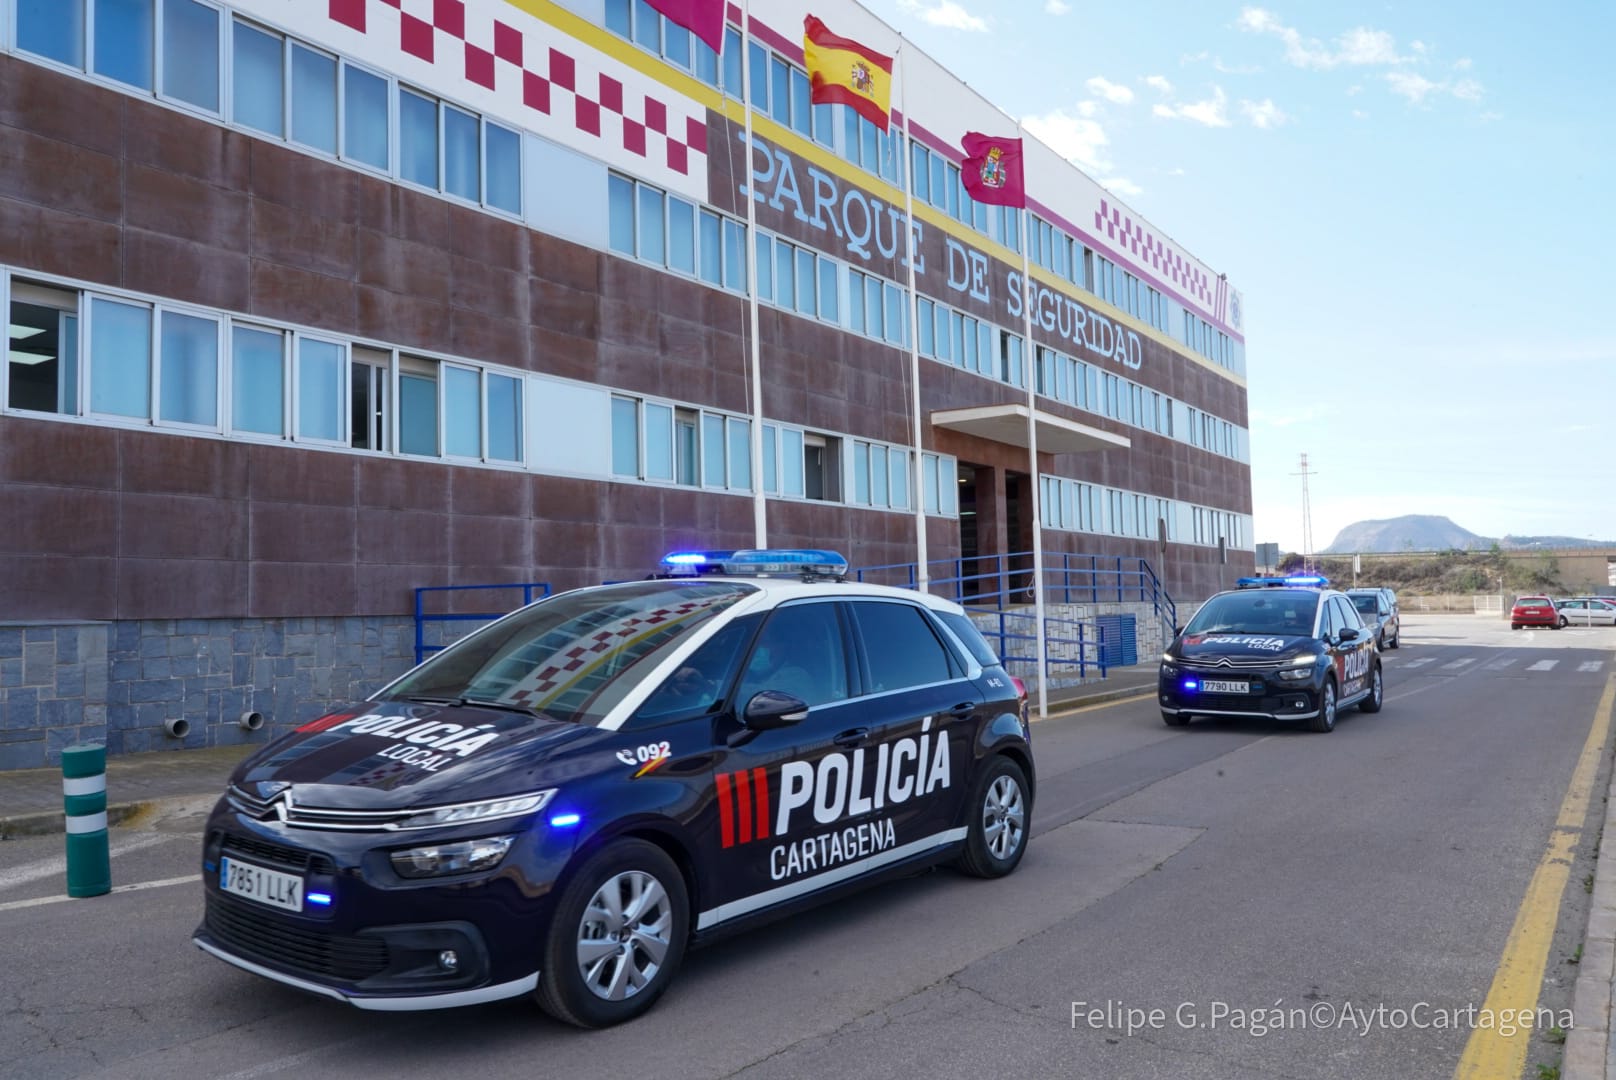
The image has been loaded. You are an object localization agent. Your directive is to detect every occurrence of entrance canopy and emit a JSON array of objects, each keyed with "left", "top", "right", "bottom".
[{"left": 930, "top": 404, "right": 1131, "bottom": 455}]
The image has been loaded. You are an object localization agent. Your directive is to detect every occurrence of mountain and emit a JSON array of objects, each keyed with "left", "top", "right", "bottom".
[
  {"left": 1323, "top": 516, "right": 1488, "bottom": 554},
  {"left": 1322, "top": 516, "right": 1616, "bottom": 553}
]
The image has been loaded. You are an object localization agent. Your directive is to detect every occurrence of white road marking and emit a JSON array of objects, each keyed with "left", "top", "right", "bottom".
[
  {"left": 1404, "top": 658, "right": 1436, "bottom": 668},
  {"left": 1528, "top": 660, "right": 1559, "bottom": 672},
  {"left": 0, "top": 832, "right": 180, "bottom": 892},
  {"left": 1442, "top": 657, "right": 1477, "bottom": 669},
  {"left": 1485, "top": 658, "right": 1519, "bottom": 670},
  {"left": 0, "top": 873, "right": 197, "bottom": 913},
  {"left": 1579, "top": 661, "right": 1605, "bottom": 673}
]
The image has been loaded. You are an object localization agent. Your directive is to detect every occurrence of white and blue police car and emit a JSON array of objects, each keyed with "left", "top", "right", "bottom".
[
  {"left": 1158, "top": 575, "right": 1384, "bottom": 733},
  {"left": 194, "top": 550, "right": 1033, "bottom": 1027}
]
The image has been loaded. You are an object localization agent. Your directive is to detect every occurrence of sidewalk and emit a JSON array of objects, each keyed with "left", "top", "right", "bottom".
[{"left": 0, "top": 666, "right": 1158, "bottom": 840}]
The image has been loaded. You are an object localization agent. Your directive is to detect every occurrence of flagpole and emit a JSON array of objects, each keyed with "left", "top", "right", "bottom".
[
  {"left": 896, "top": 45, "right": 929, "bottom": 593},
  {"left": 1015, "top": 121, "right": 1048, "bottom": 722},
  {"left": 740, "top": 0, "right": 766, "bottom": 548}
]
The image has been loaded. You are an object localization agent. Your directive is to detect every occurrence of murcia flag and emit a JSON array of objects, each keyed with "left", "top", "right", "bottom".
[
  {"left": 803, "top": 15, "right": 893, "bottom": 131},
  {"left": 960, "top": 132, "right": 1026, "bottom": 207},
  {"left": 645, "top": 0, "right": 726, "bottom": 54}
]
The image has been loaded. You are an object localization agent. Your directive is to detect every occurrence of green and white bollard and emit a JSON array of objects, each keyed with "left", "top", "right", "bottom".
[{"left": 62, "top": 744, "right": 111, "bottom": 898}]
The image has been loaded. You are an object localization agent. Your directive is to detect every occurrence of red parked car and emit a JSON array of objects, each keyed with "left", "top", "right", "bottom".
[{"left": 1511, "top": 596, "right": 1566, "bottom": 630}]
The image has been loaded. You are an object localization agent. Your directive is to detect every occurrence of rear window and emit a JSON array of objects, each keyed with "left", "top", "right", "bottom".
[
  {"left": 1515, "top": 597, "right": 1549, "bottom": 606},
  {"left": 1350, "top": 594, "right": 1379, "bottom": 615},
  {"left": 937, "top": 611, "right": 1002, "bottom": 668}
]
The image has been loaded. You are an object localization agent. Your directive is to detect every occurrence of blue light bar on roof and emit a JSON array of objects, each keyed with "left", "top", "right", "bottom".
[
  {"left": 723, "top": 549, "right": 849, "bottom": 579},
  {"left": 1236, "top": 575, "right": 1330, "bottom": 589},
  {"left": 1284, "top": 575, "right": 1330, "bottom": 587},
  {"left": 660, "top": 550, "right": 737, "bottom": 575}
]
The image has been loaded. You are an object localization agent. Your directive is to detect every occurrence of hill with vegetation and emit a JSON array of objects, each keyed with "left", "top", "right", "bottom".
[{"left": 1280, "top": 549, "right": 1570, "bottom": 596}]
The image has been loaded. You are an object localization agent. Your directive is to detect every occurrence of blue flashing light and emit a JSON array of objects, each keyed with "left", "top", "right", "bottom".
[
  {"left": 1284, "top": 575, "right": 1330, "bottom": 587},
  {"left": 664, "top": 553, "right": 709, "bottom": 565},
  {"left": 203, "top": 860, "right": 217, "bottom": 873},
  {"left": 550, "top": 813, "right": 582, "bottom": 828},
  {"left": 722, "top": 549, "right": 849, "bottom": 579},
  {"left": 1237, "top": 575, "right": 1330, "bottom": 589},
  {"left": 1183, "top": 679, "right": 1199, "bottom": 691},
  {"left": 307, "top": 892, "right": 333, "bottom": 906}
]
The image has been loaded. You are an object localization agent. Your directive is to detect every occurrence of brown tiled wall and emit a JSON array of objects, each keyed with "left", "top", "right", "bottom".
[{"left": 0, "top": 54, "right": 1251, "bottom": 618}]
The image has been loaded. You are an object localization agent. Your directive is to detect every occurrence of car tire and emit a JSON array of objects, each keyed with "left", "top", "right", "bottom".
[
  {"left": 1557, "top": 617, "right": 1568, "bottom": 629},
  {"left": 1358, "top": 664, "right": 1383, "bottom": 714},
  {"left": 1376, "top": 631, "right": 1385, "bottom": 650},
  {"left": 956, "top": 755, "right": 1030, "bottom": 879},
  {"left": 1162, "top": 710, "right": 1190, "bottom": 727},
  {"left": 536, "top": 838, "right": 689, "bottom": 1029},
  {"left": 1388, "top": 629, "right": 1400, "bottom": 649},
  {"left": 1511, "top": 624, "right": 1520, "bottom": 630},
  {"left": 1309, "top": 679, "right": 1337, "bottom": 733}
]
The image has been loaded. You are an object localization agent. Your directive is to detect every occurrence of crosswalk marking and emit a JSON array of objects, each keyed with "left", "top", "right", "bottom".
[
  {"left": 1442, "top": 657, "right": 1477, "bottom": 669},
  {"left": 1485, "top": 658, "right": 1518, "bottom": 670},
  {"left": 1404, "top": 657, "right": 1436, "bottom": 668},
  {"left": 1579, "top": 661, "right": 1605, "bottom": 673},
  {"left": 1527, "top": 660, "right": 1559, "bottom": 672}
]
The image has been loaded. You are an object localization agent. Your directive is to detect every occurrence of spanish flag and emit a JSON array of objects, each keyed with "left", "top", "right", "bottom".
[{"left": 803, "top": 15, "right": 893, "bottom": 131}]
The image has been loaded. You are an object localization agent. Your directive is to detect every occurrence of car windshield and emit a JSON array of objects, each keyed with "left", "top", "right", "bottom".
[
  {"left": 1182, "top": 591, "right": 1319, "bottom": 637},
  {"left": 383, "top": 580, "right": 756, "bottom": 726},
  {"left": 1350, "top": 595, "right": 1380, "bottom": 615}
]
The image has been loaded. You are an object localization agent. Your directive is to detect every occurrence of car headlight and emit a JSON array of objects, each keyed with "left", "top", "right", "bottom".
[
  {"left": 1276, "top": 668, "right": 1313, "bottom": 681},
  {"left": 1286, "top": 653, "right": 1320, "bottom": 666},
  {"left": 1161, "top": 651, "right": 1178, "bottom": 664},
  {"left": 390, "top": 836, "right": 515, "bottom": 878},
  {"left": 1161, "top": 663, "right": 1179, "bottom": 677},
  {"left": 396, "top": 790, "right": 555, "bottom": 830}
]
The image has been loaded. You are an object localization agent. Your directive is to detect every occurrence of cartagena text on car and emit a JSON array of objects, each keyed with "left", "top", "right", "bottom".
[
  {"left": 1158, "top": 576, "right": 1384, "bottom": 733},
  {"left": 193, "top": 549, "right": 1034, "bottom": 1027}
]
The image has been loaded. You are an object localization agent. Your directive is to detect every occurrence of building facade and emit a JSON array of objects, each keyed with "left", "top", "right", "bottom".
[{"left": 0, "top": 0, "right": 1254, "bottom": 766}]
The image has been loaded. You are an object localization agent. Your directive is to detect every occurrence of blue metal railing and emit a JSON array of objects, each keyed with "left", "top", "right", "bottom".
[{"left": 413, "top": 583, "right": 551, "bottom": 665}]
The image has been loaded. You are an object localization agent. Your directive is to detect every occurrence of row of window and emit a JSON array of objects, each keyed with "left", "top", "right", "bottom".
[
  {"left": 1040, "top": 475, "right": 1249, "bottom": 549},
  {"left": 1093, "top": 255, "right": 1171, "bottom": 335},
  {"left": 1184, "top": 312, "right": 1237, "bottom": 371},
  {"left": 13, "top": 0, "right": 522, "bottom": 216},
  {"left": 1186, "top": 407, "right": 1239, "bottom": 460},
  {"left": 5, "top": 278, "right": 524, "bottom": 462}
]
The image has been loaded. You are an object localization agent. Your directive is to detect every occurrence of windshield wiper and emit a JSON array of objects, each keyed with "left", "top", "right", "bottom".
[
  {"left": 399, "top": 693, "right": 465, "bottom": 706},
  {"left": 459, "top": 697, "right": 542, "bottom": 718}
]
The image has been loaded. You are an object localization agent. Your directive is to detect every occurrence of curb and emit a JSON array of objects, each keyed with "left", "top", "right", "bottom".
[
  {"left": 0, "top": 800, "right": 153, "bottom": 841},
  {"left": 1040, "top": 682, "right": 1158, "bottom": 718},
  {"left": 1563, "top": 788, "right": 1616, "bottom": 1080}
]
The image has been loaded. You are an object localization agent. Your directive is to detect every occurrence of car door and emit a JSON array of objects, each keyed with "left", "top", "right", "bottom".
[
  {"left": 1595, "top": 601, "right": 1616, "bottom": 626},
  {"left": 701, "top": 598, "right": 864, "bottom": 922},
  {"left": 1563, "top": 600, "right": 1587, "bottom": 626},
  {"left": 844, "top": 598, "right": 983, "bottom": 850},
  {"left": 1328, "top": 595, "right": 1373, "bottom": 699}
]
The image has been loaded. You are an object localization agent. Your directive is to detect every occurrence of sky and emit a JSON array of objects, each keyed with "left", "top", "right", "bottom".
[{"left": 859, "top": 0, "right": 1616, "bottom": 553}]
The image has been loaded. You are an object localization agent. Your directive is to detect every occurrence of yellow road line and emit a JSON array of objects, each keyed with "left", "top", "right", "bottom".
[
  {"left": 1032, "top": 689, "right": 1157, "bottom": 722},
  {"left": 1454, "top": 670, "right": 1616, "bottom": 1078}
]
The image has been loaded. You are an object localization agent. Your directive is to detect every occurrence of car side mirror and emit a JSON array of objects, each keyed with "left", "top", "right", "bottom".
[
  {"left": 1338, "top": 627, "right": 1359, "bottom": 642},
  {"left": 743, "top": 691, "right": 809, "bottom": 730}
]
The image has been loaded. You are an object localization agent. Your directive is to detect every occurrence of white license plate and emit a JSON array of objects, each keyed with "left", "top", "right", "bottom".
[
  {"left": 219, "top": 856, "right": 305, "bottom": 913},
  {"left": 1199, "top": 679, "right": 1252, "bottom": 693}
]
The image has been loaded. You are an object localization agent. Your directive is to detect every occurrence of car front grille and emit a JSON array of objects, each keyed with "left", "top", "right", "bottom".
[
  {"left": 219, "top": 833, "right": 336, "bottom": 875},
  {"left": 205, "top": 893, "right": 389, "bottom": 982}
]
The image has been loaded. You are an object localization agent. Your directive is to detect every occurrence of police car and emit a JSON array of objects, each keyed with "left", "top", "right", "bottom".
[
  {"left": 193, "top": 550, "right": 1034, "bottom": 1027},
  {"left": 1158, "top": 576, "right": 1384, "bottom": 733}
]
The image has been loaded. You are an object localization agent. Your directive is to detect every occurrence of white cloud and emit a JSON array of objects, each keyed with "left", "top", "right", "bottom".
[
  {"left": 1346, "top": 84, "right": 1363, "bottom": 96},
  {"left": 1352, "top": 109, "right": 1369, "bottom": 120},
  {"left": 897, "top": 0, "right": 987, "bottom": 32},
  {"left": 1154, "top": 86, "right": 1231, "bottom": 127},
  {"left": 1385, "top": 71, "right": 1438, "bottom": 104},
  {"left": 1075, "top": 99, "right": 1101, "bottom": 118},
  {"left": 1045, "top": 0, "right": 1071, "bottom": 13},
  {"left": 1240, "top": 98, "right": 1288, "bottom": 129},
  {"left": 1023, "top": 108, "right": 1113, "bottom": 174},
  {"left": 1237, "top": 7, "right": 1411, "bottom": 69},
  {"left": 1452, "top": 78, "right": 1485, "bottom": 102},
  {"left": 1086, "top": 76, "right": 1135, "bottom": 105},
  {"left": 1454, "top": 57, "right": 1473, "bottom": 70},
  {"left": 1146, "top": 75, "right": 1174, "bottom": 95}
]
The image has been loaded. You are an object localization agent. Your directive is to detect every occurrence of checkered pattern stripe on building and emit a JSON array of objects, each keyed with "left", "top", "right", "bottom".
[
  {"left": 499, "top": 599, "right": 715, "bottom": 705},
  {"left": 317, "top": 0, "right": 709, "bottom": 194},
  {"left": 1095, "top": 199, "right": 1217, "bottom": 317}
]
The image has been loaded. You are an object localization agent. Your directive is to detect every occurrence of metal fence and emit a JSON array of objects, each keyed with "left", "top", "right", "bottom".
[{"left": 413, "top": 583, "right": 551, "bottom": 664}]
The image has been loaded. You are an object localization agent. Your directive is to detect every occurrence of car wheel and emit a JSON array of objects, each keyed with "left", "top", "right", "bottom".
[
  {"left": 1162, "top": 709, "right": 1190, "bottom": 727},
  {"left": 1376, "top": 631, "right": 1385, "bottom": 650},
  {"left": 1389, "top": 629, "right": 1400, "bottom": 649},
  {"left": 1511, "top": 624, "right": 1520, "bottom": 630},
  {"left": 1358, "top": 664, "right": 1383, "bottom": 714},
  {"left": 957, "top": 756, "right": 1030, "bottom": 879},
  {"left": 1309, "top": 679, "right": 1337, "bottom": 733},
  {"left": 536, "top": 838, "right": 689, "bottom": 1028},
  {"left": 1556, "top": 617, "right": 1567, "bottom": 629}
]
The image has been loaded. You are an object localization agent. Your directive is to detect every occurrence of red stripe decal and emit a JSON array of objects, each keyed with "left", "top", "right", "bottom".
[
  {"left": 736, "top": 769, "right": 754, "bottom": 845},
  {"left": 297, "top": 711, "right": 356, "bottom": 734},
  {"left": 715, "top": 772, "right": 735, "bottom": 848},
  {"left": 752, "top": 767, "right": 770, "bottom": 840}
]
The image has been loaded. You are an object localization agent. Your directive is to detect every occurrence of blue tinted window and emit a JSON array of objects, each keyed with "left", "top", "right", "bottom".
[
  {"left": 774, "top": 240, "right": 794, "bottom": 308},
  {"left": 231, "top": 325, "right": 283, "bottom": 435},
  {"left": 162, "top": 0, "right": 218, "bottom": 111},
  {"left": 722, "top": 28, "right": 743, "bottom": 96},
  {"left": 343, "top": 63, "right": 389, "bottom": 170},
  {"left": 632, "top": 0, "right": 659, "bottom": 51},
  {"left": 232, "top": 20, "right": 283, "bottom": 136},
  {"left": 443, "top": 105, "right": 479, "bottom": 201},
  {"left": 297, "top": 338, "right": 343, "bottom": 442},
  {"left": 443, "top": 365, "right": 480, "bottom": 457},
  {"left": 399, "top": 89, "right": 438, "bottom": 188},
  {"left": 608, "top": 174, "right": 635, "bottom": 254},
  {"left": 159, "top": 311, "right": 218, "bottom": 426},
  {"left": 487, "top": 374, "right": 521, "bottom": 462},
  {"left": 694, "top": 37, "right": 718, "bottom": 85},
  {"left": 637, "top": 184, "right": 664, "bottom": 264},
  {"left": 848, "top": 271, "right": 864, "bottom": 330},
  {"left": 18, "top": 0, "right": 85, "bottom": 67},
  {"left": 604, "top": 0, "right": 631, "bottom": 36},
  {"left": 748, "top": 41, "right": 767, "bottom": 108},
  {"left": 795, "top": 249, "right": 814, "bottom": 313},
  {"left": 853, "top": 442, "right": 869, "bottom": 504},
  {"left": 701, "top": 414, "right": 724, "bottom": 486},
  {"left": 94, "top": 0, "right": 154, "bottom": 89},
  {"left": 790, "top": 68, "right": 811, "bottom": 136},
  {"left": 485, "top": 122, "right": 522, "bottom": 214},
  {"left": 817, "top": 258, "right": 838, "bottom": 321},
  {"left": 726, "top": 418, "right": 750, "bottom": 490},
  {"left": 698, "top": 210, "right": 722, "bottom": 284},
  {"left": 753, "top": 231, "right": 771, "bottom": 300},
  {"left": 399, "top": 372, "right": 438, "bottom": 455},
  {"left": 643, "top": 403, "right": 673, "bottom": 482},
  {"left": 611, "top": 397, "right": 638, "bottom": 476},
  {"left": 90, "top": 298, "right": 151, "bottom": 418},
  {"left": 761, "top": 425, "right": 777, "bottom": 494},
  {"left": 664, "top": 22, "right": 690, "bottom": 68},
  {"left": 667, "top": 198, "right": 695, "bottom": 275},
  {"left": 291, "top": 44, "right": 337, "bottom": 153},
  {"left": 769, "top": 56, "right": 790, "bottom": 125}
]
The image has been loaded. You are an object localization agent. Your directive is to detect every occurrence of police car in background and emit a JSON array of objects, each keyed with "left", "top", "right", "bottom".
[
  {"left": 194, "top": 550, "right": 1033, "bottom": 1027},
  {"left": 1158, "top": 576, "right": 1384, "bottom": 733}
]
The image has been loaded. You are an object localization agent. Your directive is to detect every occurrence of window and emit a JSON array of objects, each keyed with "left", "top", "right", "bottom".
[
  {"left": 398, "top": 355, "right": 438, "bottom": 455},
  {"left": 7, "top": 283, "right": 79, "bottom": 416},
  {"left": 638, "top": 183, "right": 665, "bottom": 264},
  {"left": 780, "top": 428, "right": 805, "bottom": 497},
  {"left": 232, "top": 324, "right": 283, "bottom": 435},
  {"left": 760, "top": 423, "right": 777, "bottom": 493},
  {"left": 342, "top": 62, "right": 389, "bottom": 170},
  {"left": 608, "top": 174, "right": 635, "bottom": 255},
  {"left": 88, "top": 297, "right": 151, "bottom": 418},
  {"left": 399, "top": 88, "right": 438, "bottom": 187},
  {"left": 611, "top": 396, "right": 638, "bottom": 476},
  {"left": 443, "top": 364, "right": 481, "bottom": 458},
  {"left": 232, "top": 19, "right": 283, "bottom": 136},
  {"left": 350, "top": 347, "right": 388, "bottom": 450},
  {"left": 296, "top": 336, "right": 344, "bottom": 443},
  {"left": 701, "top": 413, "right": 724, "bottom": 486},
  {"left": 736, "top": 602, "right": 849, "bottom": 709},
  {"left": 162, "top": 0, "right": 220, "bottom": 112},
  {"left": 94, "top": 0, "right": 154, "bottom": 90},
  {"left": 443, "top": 104, "right": 480, "bottom": 202},
  {"left": 18, "top": 0, "right": 86, "bottom": 67},
  {"left": 698, "top": 210, "right": 721, "bottom": 284},
  {"left": 291, "top": 43, "right": 338, "bottom": 154},
  {"left": 677, "top": 409, "right": 699, "bottom": 486},
  {"left": 158, "top": 310, "right": 218, "bottom": 426},
  {"left": 643, "top": 401, "right": 673, "bottom": 481},
  {"left": 804, "top": 434, "right": 839, "bottom": 501},
  {"left": 726, "top": 418, "right": 751, "bottom": 489},
  {"left": 668, "top": 198, "right": 696, "bottom": 275},
  {"left": 853, "top": 602, "right": 954, "bottom": 692}
]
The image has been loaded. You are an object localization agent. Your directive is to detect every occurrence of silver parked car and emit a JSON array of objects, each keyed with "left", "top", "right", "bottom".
[{"left": 1556, "top": 598, "right": 1616, "bottom": 626}]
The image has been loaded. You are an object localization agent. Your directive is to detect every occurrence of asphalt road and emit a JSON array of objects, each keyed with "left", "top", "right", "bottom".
[{"left": 2, "top": 614, "right": 1612, "bottom": 1080}]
